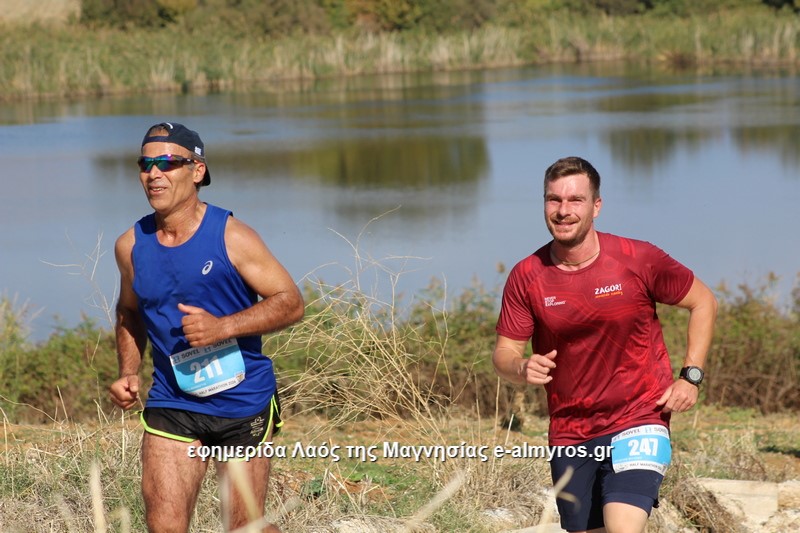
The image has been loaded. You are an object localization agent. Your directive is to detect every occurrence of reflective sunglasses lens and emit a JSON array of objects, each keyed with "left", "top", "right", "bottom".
[
  {"left": 154, "top": 159, "right": 183, "bottom": 172},
  {"left": 137, "top": 156, "right": 188, "bottom": 172}
]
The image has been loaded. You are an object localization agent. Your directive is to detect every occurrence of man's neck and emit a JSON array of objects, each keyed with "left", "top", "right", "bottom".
[
  {"left": 551, "top": 231, "right": 600, "bottom": 270},
  {"left": 155, "top": 199, "right": 207, "bottom": 246}
]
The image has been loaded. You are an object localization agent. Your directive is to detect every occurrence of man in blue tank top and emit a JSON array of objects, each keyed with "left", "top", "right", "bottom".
[{"left": 109, "top": 122, "right": 304, "bottom": 533}]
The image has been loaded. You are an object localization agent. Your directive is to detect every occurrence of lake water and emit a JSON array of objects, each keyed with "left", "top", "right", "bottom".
[{"left": 1, "top": 62, "right": 799, "bottom": 340}]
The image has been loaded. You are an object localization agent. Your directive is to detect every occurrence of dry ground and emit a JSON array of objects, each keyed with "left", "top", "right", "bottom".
[{"left": 1, "top": 404, "right": 798, "bottom": 531}]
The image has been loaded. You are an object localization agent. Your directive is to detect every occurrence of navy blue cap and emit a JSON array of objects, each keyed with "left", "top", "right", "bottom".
[{"left": 142, "top": 122, "right": 211, "bottom": 186}]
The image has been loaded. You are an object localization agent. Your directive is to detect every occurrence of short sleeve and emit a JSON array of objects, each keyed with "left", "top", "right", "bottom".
[
  {"left": 496, "top": 261, "right": 535, "bottom": 341},
  {"left": 638, "top": 242, "right": 694, "bottom": 305}
]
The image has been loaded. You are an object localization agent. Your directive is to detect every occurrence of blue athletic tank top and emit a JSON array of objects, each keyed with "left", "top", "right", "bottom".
[{"left": 132, "top": 203, "right": 276, "bottom": 417}]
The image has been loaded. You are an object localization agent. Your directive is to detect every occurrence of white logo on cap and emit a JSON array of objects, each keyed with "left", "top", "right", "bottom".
[{"left": 195, "top": 147, "right": 202, "bottom": 156}]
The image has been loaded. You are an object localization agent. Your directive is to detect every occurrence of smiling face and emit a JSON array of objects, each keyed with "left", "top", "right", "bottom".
[
  {"left": 544, "top": 173, "right": 602, "bottom": 248},
  {"left": 139, "top": 142, "right": 205, "bottom": 213}
]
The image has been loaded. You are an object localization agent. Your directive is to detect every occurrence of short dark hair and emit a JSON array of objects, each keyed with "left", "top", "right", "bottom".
[{"left": 544, "top": 157, "right": 601, "bottom": 199}]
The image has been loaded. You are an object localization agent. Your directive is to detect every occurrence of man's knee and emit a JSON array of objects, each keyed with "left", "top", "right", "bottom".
[
  {"left": 144, "top": 504, "right": 192, "bottom": 533},
  {"left": 602, "top": 501, "right": 649, "bottom": 533}
]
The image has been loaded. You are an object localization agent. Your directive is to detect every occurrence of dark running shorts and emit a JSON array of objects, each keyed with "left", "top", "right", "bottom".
[
  {"left": 141, "top": 392, "right": 282, "bottom": 447},
  {"left": 550, "top": 429, "right": 666, "bottom": 532}
]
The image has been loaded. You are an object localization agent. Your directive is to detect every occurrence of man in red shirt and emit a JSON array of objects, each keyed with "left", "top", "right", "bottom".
[{"left": 492, "top": 157, "right": 717, "bottom": 533}]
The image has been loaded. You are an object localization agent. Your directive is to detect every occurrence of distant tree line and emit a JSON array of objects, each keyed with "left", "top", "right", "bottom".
[{"left": 79, "top": 0, "right": 799, "bottom": 34}]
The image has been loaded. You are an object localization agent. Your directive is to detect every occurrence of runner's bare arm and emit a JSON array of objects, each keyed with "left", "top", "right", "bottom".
[
  {"left": 656, "top": 276, "right": 717, "bottom": 412},
  {"left": 493, "top": 335, "right": 529, "bottom": 385},
  {"left": 109, "top": 229, "right": 148, "bottom": 409},
  {"left": 492, "top": 335, "right": 557, "bottom": 386},
  {"left": 179, "top": 217, "right": 304, "bottom": 347},
  {"left": 675, "top": 276, "right": 717, "bottom": 370}
]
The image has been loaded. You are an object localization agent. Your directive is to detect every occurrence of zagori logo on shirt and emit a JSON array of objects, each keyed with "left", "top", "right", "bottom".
[
  {"left": 202, "top": 261, "right": 213, "bottom": 275},
  {"left": 594, "top": 283, "right": 623, "bottom": 298}
]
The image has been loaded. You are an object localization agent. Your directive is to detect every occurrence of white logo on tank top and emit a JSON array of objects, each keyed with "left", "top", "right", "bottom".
[{"left": 202, "top": 261, "right": 213, "bottom": 275}]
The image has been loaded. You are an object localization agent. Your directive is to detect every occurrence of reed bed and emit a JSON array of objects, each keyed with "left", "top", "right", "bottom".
[{"left": 2, "top": 7, "right": 800, "bottom": 101}]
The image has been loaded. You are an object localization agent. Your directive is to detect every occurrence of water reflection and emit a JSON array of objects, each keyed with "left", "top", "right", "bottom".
[
  {"left": 93, "top": 133, "right": 490, "bottom": 232},
  {"left": 732, "top": 125, "right": 800, "bottom": 168},
  {"left": 595, "top": 91, "right": 715, "bottom": 113},
  {"left": 95, "top": 135, "right": 489, "bottom": 189},
  {"left": 603, "top": 128, "right": 720, "bottom": 175},
  {"left": 286, "top": 136, "right": 488, "bottom": 188},
  {"left": 3, "top": 62, "right": 800, "bottom": 340}
]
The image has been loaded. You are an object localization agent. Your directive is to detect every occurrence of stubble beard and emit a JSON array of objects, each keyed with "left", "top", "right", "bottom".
[{"left": 547, "top": 218, "right": 590, "bottom": 249}]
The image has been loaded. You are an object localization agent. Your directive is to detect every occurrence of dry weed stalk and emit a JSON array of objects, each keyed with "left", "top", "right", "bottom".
[
  {"left": 89, "top": 462, "right": 107, "bottom": 533},
  {"left": 403, "top": 470, "right": 467, "bottom": 532},
  {"left": 41, "top": 231, "right": 117, "bottom": 329},
  {"left": 278, "top": 212, "right": 452, "bottom": 448}
]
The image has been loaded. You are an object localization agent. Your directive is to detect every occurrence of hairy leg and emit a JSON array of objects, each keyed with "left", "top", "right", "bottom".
[
  {"left": 141, "top": 432, "right": 209, "bottom": 533},
  {"left": 215, "top": 454, "right": 279, "bottom": 533}
]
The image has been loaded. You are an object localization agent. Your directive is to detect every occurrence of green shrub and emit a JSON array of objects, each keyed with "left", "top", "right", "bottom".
[
  {"left": 645, "top": 0, "right": 768, "bottom": 16},
  {"left": 705, "top": 277, "right": 800, "bottom": 413},
  {"left": 0, "top": 297, "right": 33, "bottom": 420},
  {"left": 660, "top": 275, "right": 800, "bottom": 413},
  {"left": 567, "top": 0, "right": 647, "bottom": 15},
  {"left": 0, "top": 318, "right": 116, "bottom": 422},
  {"left": 2, "top": 272, "right": 798, "bottom": 425},
  {"left": 345, "top": 0, "right": 498, "bottom": 32},
  {"left": 762, "top": 0, "right": 798, "bottom": 10},
  {"left": 219, "top": 0, "right": 330, "bottom": 37},
  {"left": 80, "top": 0, "right": 198, "bottom": 28},
  {"left": 0, "top": 314, "right": 153, "bottom": 423}
]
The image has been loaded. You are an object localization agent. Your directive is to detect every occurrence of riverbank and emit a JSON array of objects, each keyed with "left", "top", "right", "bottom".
[{"left": 1, "top": 3, "right": 799, "bottom": 101}]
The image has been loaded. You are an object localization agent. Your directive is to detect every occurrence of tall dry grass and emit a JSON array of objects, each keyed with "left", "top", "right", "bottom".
[{"left": 2, "top": 5, "right": 800, "bottom": 100}]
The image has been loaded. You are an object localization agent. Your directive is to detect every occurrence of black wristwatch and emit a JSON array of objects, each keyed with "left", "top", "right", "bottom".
[{"left": 679, "top": 366, "right": 704, "bottom": 386}]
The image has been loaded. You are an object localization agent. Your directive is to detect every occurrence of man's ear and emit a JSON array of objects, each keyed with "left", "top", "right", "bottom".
[{"left": 193, "top": 161, "right": 206, "bottom": 186}]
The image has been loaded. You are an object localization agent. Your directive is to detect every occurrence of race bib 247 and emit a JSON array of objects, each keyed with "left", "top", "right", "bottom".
[{"left": 611, "top": 424, "right": 672, "bottom": 474}]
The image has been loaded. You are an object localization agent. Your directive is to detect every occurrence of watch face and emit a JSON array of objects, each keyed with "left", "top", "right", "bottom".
[{"left": 687, "top": 367, "right": 703, "bottom": 382}]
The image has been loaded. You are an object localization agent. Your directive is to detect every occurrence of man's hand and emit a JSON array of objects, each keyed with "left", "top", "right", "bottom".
[
  {"left": 109, "top": 374, "right": 140, "bottom": 410},
  {"left": 178, "top": 303, "right": 227, "bottom": 347},
  {"left": 522, "top": 349, "right": 557, "bottom": 385},
  {"left": 656, "top": 378, "right": 699, "bottom": 413}
]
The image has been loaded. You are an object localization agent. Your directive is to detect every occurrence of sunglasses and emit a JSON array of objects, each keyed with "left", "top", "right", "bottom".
[{"left": 137, "top": 155, "right": 197, "bottom": 173}]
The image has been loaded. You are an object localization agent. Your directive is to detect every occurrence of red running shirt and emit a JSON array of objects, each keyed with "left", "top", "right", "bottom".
[{"left": 496, "top": 232, "right": 694, "bottom": 445}]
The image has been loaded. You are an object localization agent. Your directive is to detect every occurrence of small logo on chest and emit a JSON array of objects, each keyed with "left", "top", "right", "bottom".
[
  {"left": 594, "top": 283, "right": 623, "bottom": 298},
  {"left": 202, "top": 261, "right": 213, "bottom": 275},
  {"left": 544, "top": 296, "right": 566, "bottom": 307}
]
